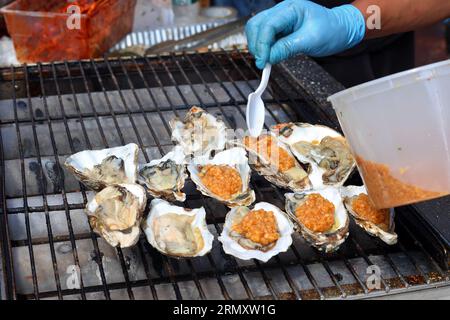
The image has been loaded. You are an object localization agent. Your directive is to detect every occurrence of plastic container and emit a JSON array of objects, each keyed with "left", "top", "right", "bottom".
[
  {"left": 328, "top": 60, "right": 450, "bottom": 209},
  {"left": 1, "top": 0, "right": 137, "bottom": 63}
]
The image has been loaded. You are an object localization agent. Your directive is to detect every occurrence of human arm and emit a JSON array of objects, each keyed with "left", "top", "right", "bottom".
[
  {"left": 353, "top": 0, "right": 450, "bottom": 38},
  {"left": 246, "top": 0, "right": 450, "bottom": 69}
]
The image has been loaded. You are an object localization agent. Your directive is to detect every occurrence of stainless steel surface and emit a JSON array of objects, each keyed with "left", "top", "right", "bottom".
[
  {"left": 112, "top": 21, "right": 246, "bottom": 53},
  {"left": 145, "top": 17, "right": 247, "bottom": 54}
]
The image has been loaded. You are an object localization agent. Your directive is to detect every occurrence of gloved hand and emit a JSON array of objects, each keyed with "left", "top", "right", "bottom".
[{"left": 245, "top": 0, "right": 366, "bottom": 69}]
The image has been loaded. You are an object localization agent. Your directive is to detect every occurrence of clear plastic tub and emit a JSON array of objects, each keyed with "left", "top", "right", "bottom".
[
  {"left": 328, "top": 60, "right": 450, "bottom": 209},
  {"left": 1, "top": 0, "right": 137, "bottom": 63}
]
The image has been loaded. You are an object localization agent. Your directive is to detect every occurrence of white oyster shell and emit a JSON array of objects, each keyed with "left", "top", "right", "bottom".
[
  {"left": 143, "top": 199, "right": 214, "bottom": 257},
  {"left": 65, "top": 143, "right": 139, "bottom": 191},
  {"left": 219, "top": 202, "right": 294, "bottom": 262},
  {"left": 273, "top": 123, "right": 355, "bottom": 189},
  {"left": 86, "top": 184, "right": 147, "bottom": 248},
  {"left": 285, "top": 187, "right": 349, "bottom": 253},
  {"left": 139, "top": 146, "right": 187, "bottom": 202},
  {"left": 170, "top": 106, "right": 227, "bottom": 157},
  {"left": 187, "top": 147, "right": 255, "bottom": 207},
  {"left": 234, "top": 133, "right": 311, "bottom": 192},
  {"left": 340, "top": 185, "right": 397, "bottom": 245}
]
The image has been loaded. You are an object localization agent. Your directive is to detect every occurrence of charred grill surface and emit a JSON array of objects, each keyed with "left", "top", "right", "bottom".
[{"left": 0, "top": 51, "right": 448, "bottom": 300}]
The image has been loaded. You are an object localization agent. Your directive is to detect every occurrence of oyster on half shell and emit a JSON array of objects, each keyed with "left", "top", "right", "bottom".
[
  {"left": 341, "top": 185, "right": 397, "bottom": 245},
  {"left": 188, "top": 147, "right": 255, "bottom": 207},
  {"left": 273, "top": 123, "right": 355, "bottom": 188},
  {"left": 219, "top": 202, "right": 294, "bottom": 262},
  {"left": 139, "top": 146, "right": 187, "bottom": 202},
  {"left": 86, "top": 184, "right": 147, "bottom": 248},
  {"left": 64, "top": 143, "right": 139, "bottom": 191},
  {"left": 143, "top": 199, "right": 214, "bottom": 258},
  {"left": 285, "top": 188, "right": 349, "bottom": 252},
  {"left": 170, "top": 106, "right": 227, "bottom": 156},
  {"left": 236, "top": 133, "right": 311, "bottom": 192}
]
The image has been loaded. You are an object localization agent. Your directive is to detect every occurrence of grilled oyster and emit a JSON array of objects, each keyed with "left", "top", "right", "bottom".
[
  {"left": 139, "top": 146, "right": 187, "bottom": 202},
  {"left": 188, "top": 147, "right": 255, "bottom": 207},
  {"left": 86, "top": 184, "right": 147, "bottom": 248},
  {"left": 65, "top": 143, "right": 139, "bottom": 190},
  {"left": 170, "top": 106, "right": 227, "bottom": 156},
  {"left": 285, "top": 188, "right": 349, "bottom": 252},
  {"left": 219, "top": 202, "right": 294, "bottom": 262},
  {"left": 341, "top": 185, "right": 397, "bottom": 245},
  {"left": 143, "top": 199, "right": 214, "bottom": 257},
  {"left": 273, "top": 123, "right": 355, "bottom": 188},
  {"left": 237, "top": 133, "right": 311, "bottom": 192}
]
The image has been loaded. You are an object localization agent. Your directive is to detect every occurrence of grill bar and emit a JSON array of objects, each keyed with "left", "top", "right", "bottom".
[
  {"left": 197, "top": 52, "right": 330, "bottom": 299},
  {"left": 220, "top": 50, "right": 361, "bottom": 298},
  {"left": 115, "top": 57, "right": 210, "bottom": 300},
  {"left": 9, "top": 67, "right": 38, "bottom": 299},
  {"left": 65, "top": 60, "right": 112, "bottom": 300},
  {"left": 22, "top": 65, "right": 64, "bottom": 299},
  {"left": 176, "top": 51, "right": 312, "bottom": 299},
  {"left": 0, "top": 117, "right": 16, "bottom": 299},
  {"left": 0, "top": 51, "right": 448, "bottom": 300},
  {"left": 36, "top": 63, "right": 87, "bottom": 300},
  {"left": 142, "top": 53, "right": 257, "bottom": 299},
  {"left": 105, "top": 57, "right": 211, "bottom": 300}
]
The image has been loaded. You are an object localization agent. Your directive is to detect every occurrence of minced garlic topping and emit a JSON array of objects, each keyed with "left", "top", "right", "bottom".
[
  {"left": 199, "top": 165, "right": 242, "bottom": 200},
  {"left": 295, "top": 193, "right": 335, "bottom": 233},
  {"left": 232, "top": 209, "right": 280, "bottom": 246},
  {"left": 244, "top": 135, "right": 295, "bottom": 172},
  {"left": 352, "top": 194, "right": 390, "bottom": 230}
]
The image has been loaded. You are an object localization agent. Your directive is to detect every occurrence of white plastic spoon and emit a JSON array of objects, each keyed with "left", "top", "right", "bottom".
[{"left": 246, "top": 64, "right": 272, "bottom": 137}]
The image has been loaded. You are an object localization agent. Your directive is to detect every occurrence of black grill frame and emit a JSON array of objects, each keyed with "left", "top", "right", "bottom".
[{"left": 0, "top": 50, "right": 448, "bottom": 300}]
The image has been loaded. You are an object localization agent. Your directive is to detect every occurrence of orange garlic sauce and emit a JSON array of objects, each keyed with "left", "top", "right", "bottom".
[
  {"left": 244, "top": 135, "right": 295, "bottom": 172},
  {"left": 232, "top": 209, "right": 280, "bottom": 246},
  {"left": 295, "top": 193, "right": 335, "bottom": 233},
  {"left": 199, "top": 165, "right": 242, "bottom": 200},
  {"left": 352, "top": 194, "right": 390, "bottom": 231}
]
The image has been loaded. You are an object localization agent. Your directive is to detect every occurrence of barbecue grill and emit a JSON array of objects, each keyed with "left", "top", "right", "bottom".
[{"left": 0, "top": 50, "right": 449, "bottom": 300}]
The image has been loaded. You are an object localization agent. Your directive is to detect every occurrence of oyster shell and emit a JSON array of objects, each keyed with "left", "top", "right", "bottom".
[
  {"left": 187, "top": 147, "right": 255, "bottom": 207},
  {"left": 139, "top": 146, "right": 187, "bottom": 202},
  {"left": 86, "top": 184, "right": 147, "bottom": 248},
  {"left": 285, "top": 188, "right": 349, "bottom": 252},
  {"left": 143, "top": 199, "right": 214, "bottom": 257},
  {"left": 65, "top": 143, "right": 139, "bottom": 190},
  {"left": 341, "top": 185, "right": 397, "bottom": 245},
  {"left": 273, "top": 123, "right": 355, "bottom": 188},
  {"left": 219, "top": 202, "right": 294, "bottom": 262},
  {"left": 237, "top": 133, "right": 311, "bottom": 192},
  {"left": 170, "top": 106, "right": 227, "bottom": 156}
]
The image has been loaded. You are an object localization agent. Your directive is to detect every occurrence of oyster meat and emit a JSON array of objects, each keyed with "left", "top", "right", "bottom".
[
  {"left": 143, "top": 199, "right": 214, "bottom": 257},
  {"left": 86, "top": 184, "right": 147, "bottom": 248},
  {"left": 139, "top": 146, "right": 187, "bottom": 202},
  {"left": 285, "top": 187, "right": 349, "bottom": 252},
  {"left": 239, "top": 133, "right": 311, "bottom": 192},
  {"left": 188, "top": 147, "right": 255, "bottom": 207},
  {"left": 170, "top": 106, "right": 227, "bottom": 156},
  {"left": 341, "top": 185, "right": 397, "bottom": 245},
  {"left": 219, "top": 202, "right": 294, "bottom": 262},
  {"left": 273, "top": 123, "right": 355, "bottom": 188},
  {"left": 65, "top": 143, "right": 139, "bottom": 190}
]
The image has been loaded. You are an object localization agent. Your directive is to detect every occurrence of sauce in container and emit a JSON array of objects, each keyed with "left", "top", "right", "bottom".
[
  {"left": 1, "top": 0, "right": 137, "bottom": 62},
  {"left": 356, "top": 156, "right": 448, "bottom": 209}
]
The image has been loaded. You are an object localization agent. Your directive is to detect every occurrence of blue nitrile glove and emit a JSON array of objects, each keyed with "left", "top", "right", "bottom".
[{"left": 245, "top": 0, "right": 366, "bottom": 69}]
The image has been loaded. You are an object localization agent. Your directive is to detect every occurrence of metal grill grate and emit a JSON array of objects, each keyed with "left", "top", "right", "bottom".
[{"left": 0, "top": 50, "right": 448, "bottom": 300}]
